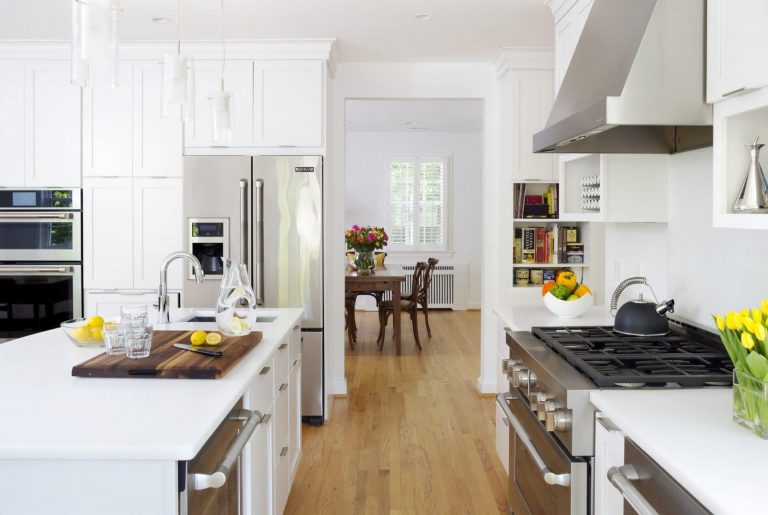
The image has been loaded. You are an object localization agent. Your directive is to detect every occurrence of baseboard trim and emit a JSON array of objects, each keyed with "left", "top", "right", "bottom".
[{"left": 476, "top": 377, "right": 497, "bottom": 395}]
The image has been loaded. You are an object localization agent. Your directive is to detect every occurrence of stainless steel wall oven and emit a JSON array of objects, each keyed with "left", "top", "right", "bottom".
[{"left": 0, "top": 189, "right": 83, "bottom": 341}]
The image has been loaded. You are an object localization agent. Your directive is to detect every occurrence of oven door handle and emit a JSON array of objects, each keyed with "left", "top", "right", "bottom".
[
  {"left": 496, "top": 393, "right": 571, "bottom": 487},
  {"left": 189, "top": 408, "right": 263, "bottom": 491},
  {"left": 607, "top": 465, "right": 660, "bottom": 515},
  {"left": 0, "top": 212, "right": 74, "bottom": 221},
  {"left": 0, "top": 266, "right": 72, "bottom": 275}
]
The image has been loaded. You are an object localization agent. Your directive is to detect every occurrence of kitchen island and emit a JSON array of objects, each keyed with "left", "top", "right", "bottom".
[{"left": 0, "top": 308, "right": 303, "bottom": 515}]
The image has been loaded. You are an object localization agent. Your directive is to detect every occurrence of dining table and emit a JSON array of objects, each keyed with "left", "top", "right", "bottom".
[{"left": 344, "top": 265, "right": 407, "bottom": 355}]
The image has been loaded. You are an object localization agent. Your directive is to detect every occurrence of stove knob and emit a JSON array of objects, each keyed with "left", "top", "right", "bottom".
[
  {"left": 511, "top": 368, "right": 526, "bottom": 388},
  {"left": 537, "top": 398, "right": 555, "bottom": 421},
  {"left": 501, "top": 358, "right": 521, "bottom": 375},
  {"left": 521, "top": 371, "right": 538, "bottom": 389},
  {"left": 545, "top": 409, "right": 572, "bottom": 432}
]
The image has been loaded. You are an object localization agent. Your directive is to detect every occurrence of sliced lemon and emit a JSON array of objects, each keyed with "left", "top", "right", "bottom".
[
  {"left": 87, "top": 316, "right": 104, "bottom": 328},
  {"left": 205, "top": 332, "right": 222, "bottom": 346},
  {"left": 190, "top": 330, "right": 207, "bottom": 346}
]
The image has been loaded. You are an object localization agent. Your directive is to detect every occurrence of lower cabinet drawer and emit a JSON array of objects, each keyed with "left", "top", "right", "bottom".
[
  {"left": 273, "top": 384, "right": 289, "bottom": 462},
  {"left": 249, "top": 356, "right": 274, "bottom": 414},
  {"left": 273, "top": 338, "right": 290, "bottom": 394},
  {"left": 274, "top": 437, "right": 291, "bottom": 515}
]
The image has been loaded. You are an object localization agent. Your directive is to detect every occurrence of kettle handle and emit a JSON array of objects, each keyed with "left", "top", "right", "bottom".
[{"left": 610, "top": 276, "right": 649, "bottom": 315}]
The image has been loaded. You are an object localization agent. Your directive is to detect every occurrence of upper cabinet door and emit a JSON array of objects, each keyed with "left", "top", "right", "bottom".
[
  {"left": 132, "top": 177, "right": 183, "bottom": 289},
  {"left": 83, "top": 177, "right": 134, "bottom": 289},
  {"left": 83, "top": 62, "right": 133, "bottom": 177},
  {"left": 0, "top": 61, "right": 25, "bottom": 187},
  {"left": 708, "top": 0, "right": 768, "bottom": 103},
  {"left": 133, "top": 61, "right": 182, "bottom": 177},
  {"left": 253, "top": 61, "right": 323, "bottom": 147},
  {"left": 184, "top": 61, "right": 254, "bottom": 148},
  {"left": 24, "top": 61, "right": 81, "bottom": 187}
]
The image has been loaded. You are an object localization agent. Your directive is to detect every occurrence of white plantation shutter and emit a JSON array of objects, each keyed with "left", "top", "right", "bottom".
[{"left": 387, "top": 157, "right": 449, "bottom": 251}]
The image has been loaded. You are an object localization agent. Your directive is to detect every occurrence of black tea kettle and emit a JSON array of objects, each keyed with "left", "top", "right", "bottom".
[{"left": 610, "top": 277, "right": 675, "bottom": 336}]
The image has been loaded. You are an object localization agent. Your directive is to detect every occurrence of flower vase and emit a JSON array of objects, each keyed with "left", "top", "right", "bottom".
[
  {"left": 354, "top": 250, "right": 375, "bottom": 275},
  {"left": 733, "top": 369, "right": 768, "bottom": 439}
]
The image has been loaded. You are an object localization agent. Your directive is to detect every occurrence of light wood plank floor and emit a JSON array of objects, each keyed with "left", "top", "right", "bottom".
[{"left": 285, "top": 310, "right": 509, "bottom": 515}]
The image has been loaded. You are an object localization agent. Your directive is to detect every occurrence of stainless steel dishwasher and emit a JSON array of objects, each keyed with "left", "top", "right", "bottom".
[{"left": 179, "top": 398, "right": 264, "bottom": 515}]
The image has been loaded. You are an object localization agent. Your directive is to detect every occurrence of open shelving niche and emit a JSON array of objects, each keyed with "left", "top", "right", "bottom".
[
  {"left": 509, "top": 179, "right": 605, "bottom": 306},
  {"left": 713, "top": 87, "right": 768, "bottom": 230}
]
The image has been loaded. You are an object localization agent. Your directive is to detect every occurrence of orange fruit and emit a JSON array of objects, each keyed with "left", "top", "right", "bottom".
[{"left": 541, "top": 281, "right": 556, "bottom": 297}]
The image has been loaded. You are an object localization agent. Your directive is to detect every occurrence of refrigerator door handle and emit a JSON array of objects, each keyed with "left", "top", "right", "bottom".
[
  {"left": 239, "top": 179, "right": 249, "bottom": 272},
  {"left": 254, "top": 179, "right": 265, "bottom": 306}
]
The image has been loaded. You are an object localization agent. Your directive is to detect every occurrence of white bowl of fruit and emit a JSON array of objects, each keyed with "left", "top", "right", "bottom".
[{"left": 541, "top": 271, "right": 594, "bottom": 319}]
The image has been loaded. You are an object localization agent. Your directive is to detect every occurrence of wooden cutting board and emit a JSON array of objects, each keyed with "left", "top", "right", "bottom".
[{"left": 72, "top": 330, "right": 263, "bottom": 379}]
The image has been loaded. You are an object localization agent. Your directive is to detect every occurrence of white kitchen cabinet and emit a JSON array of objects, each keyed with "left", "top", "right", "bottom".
[
  {"left": 289, "top": 329, "right": 302, "bottom": 479},
  {"left": 593, "top": 415, "right": 625, "bottom": 515},
  {"left": 132, "top": 178, "right": 183, "bottom": 289},
  {"left": 24, "top": 60, "right": 81, "bottom": 187},
  {"left": 83, "top": 62, "right": 134, "bottom": 177},
  {"left": 253, "top": 60, "right": 323, "bottom": 148},
  {"left": 0, "top": 61, "right": 25, "bottom": 187},
  {"left": 83, "top": 177, "right": 134, "bottom": 289},
  {"left": 707, "top": 0, "right": 768, "bottom": 103},
  {"left": 499, "top": 67, "right": 556, "bottom": 182},
  {"left": 246, "top": 404, "right": 274, "bottom": 515},
  {"left": 494, "top": 317, "right": 510, "bottom": 475},
  {"left": 548, "top": 0, "right": 594, "bottom": 92},
  {"left": 83, "top": 290, "right": 181, "bottom": 320},
  {"left": 184, "top": 61, "right": 254, "bottom": 147},
  {"left": 133, "top": 61, "right": 182, "bottom": 177}
]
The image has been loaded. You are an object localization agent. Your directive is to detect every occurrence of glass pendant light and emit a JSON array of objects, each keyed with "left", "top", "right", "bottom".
[
  {"left": 71, "top": 0, "right": 120, "bottom": 88},
  {"left": 210, "top": 0, "right": 234, "bottom": 144},
  {"left": 161, "top": 0, "right": 195, "bottom": 121}
]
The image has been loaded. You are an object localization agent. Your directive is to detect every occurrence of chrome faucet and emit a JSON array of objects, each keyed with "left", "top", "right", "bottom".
[{"left": 158, "top": 251, "right": 204, "bottom": 324}]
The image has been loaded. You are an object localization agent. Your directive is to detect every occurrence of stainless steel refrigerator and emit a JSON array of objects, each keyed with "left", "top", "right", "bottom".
[{"left": 183, "top": 156, "right": 324, "bottom": 424}]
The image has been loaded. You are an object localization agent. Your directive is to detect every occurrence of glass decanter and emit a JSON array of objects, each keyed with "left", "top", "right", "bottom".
[{"left": 215, "top": 259, "right": 257, "bottom": 336}]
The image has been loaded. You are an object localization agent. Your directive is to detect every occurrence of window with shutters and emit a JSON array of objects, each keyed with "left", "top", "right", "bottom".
[{"left": 386, "top": 156, "right": 450, "bottom": 251}]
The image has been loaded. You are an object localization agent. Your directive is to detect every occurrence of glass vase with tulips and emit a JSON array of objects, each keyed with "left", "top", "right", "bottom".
[{"left": 344, "top": 225, "right": 388, "bottom": 275}]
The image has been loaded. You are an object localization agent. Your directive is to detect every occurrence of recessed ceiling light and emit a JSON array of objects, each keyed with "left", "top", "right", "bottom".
[
  {"left": 152, "top": 17, "right": 171, "bottom": 24},
  {"left": 415, "top": 14, "right": 434, "bottom": 21}
]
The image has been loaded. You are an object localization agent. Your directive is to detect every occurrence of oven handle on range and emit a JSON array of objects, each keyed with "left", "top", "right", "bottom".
[
  {"left": 0, "top": 266, "right": 72, "bottom": 275},
  {"left": 607, "top": 465, "right": 659, "bottom": 515},
  {"left": 189, "top": 408, "right": 263, "bottom": 491},
  {"left": 496, "top": 393, "right": 571, "bottom": 487}
]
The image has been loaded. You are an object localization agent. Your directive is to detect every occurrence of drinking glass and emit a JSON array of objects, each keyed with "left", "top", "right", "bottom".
[
  {"left": 120, "top": 305, "right": 148, "bottom": 334},
  {"left": 102, "top": 319, "right": 124, "bottom": 356},
  {"left": 125, "top": 325, "right": 153, "bottom": 359}
]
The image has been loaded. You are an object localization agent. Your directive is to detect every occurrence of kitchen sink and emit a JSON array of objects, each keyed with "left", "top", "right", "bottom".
[{"left": 182, "top": 315, "right": 278, "bottom": 323}]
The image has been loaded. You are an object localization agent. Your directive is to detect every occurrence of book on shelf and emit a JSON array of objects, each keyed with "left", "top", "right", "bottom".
[
  {"left": 514, "top": 183, "right": 560, "bottom": 219},
  {"left": 512, "top": 224, "right": 582, "bottom": 265}
]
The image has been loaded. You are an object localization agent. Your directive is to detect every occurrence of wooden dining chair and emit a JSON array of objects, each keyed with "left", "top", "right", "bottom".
[
  {"left": 418, "top": 258, "right": 439, "bottom": 338},
  {"left": 345, "top": 292, "right": 358, "bottom": 350},
  {"left": 376, "top": 262, "right": 427, "bottom": 351}
]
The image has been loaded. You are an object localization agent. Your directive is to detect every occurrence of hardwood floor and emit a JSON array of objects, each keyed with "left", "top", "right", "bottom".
[{"left": 285, "top": 310, "right": 509, "bottom": 514}]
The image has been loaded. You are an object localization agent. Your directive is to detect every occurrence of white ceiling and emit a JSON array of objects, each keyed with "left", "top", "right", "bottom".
[
  {"left": 346, "top": 99, "right": 483, "bottom": 133},
  {"left": 0, "top": 0, "right": 554, "bottom": 63}
]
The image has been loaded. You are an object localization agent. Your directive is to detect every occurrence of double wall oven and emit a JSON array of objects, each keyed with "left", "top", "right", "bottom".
[{"left": 0, "top": 189, "right": 83, "bottom": 342}]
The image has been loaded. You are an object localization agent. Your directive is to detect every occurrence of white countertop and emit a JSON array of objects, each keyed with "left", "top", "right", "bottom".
[
  {"left": 493, "top": 305, "right": 616, "bottom": 332},
  {"left": 591, "top": 389, "right": 768, "bottom": 515},
  {"left": 0, "top": 308, "right": 302, "bottom": 461}
]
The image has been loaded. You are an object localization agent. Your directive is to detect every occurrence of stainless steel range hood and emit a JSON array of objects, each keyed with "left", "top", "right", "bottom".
[{"left": 533, "top": 0, "right": 712, "bottom": 154}]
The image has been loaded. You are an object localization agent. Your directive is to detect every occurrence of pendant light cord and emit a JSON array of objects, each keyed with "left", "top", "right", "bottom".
[
  {"left": 176, "top": 0, "right": 181, "bottom": 54},
  {"left": 220, "top": 0, "right": 226, "bottom": 92}
]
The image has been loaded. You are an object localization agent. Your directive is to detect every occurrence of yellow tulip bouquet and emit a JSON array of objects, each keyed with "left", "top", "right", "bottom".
[{"left": 714, "top": 300, "right": 768, "bottom": 438}]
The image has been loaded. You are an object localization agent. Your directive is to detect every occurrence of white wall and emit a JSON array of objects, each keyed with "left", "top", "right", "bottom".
[
  {"left": 345, "top": 130, "right": 483, "bottom": 308},
  {"left": 328, "top": 62, "right": 499, "bottom": 402},
  {"left": 605, "top": 147, "right": 768, "bottom": 330}
]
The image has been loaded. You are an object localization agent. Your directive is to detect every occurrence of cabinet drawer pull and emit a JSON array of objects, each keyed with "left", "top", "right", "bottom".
[
  {"left": 279, "top": 343, "right": 288, "bottom": 350},
  {"left": 279, "top": 383, "right": 288, "bottom": 391},
  {"left": 260, "top": 413, "right": 272, "bottom": 424},
  {"left": 280, "top": 446, "right": 289, "bottom": 457},
  {"left": 721, "top": 87, "right": 746, "bottom": 97},
  {"left": 259, "top": 366, "right": 271, "bottom": 375}
]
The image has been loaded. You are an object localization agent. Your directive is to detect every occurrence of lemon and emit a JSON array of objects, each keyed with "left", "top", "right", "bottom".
[
  {"left": 190, "top": 330, "right": 207, "bottom": 346},
  {"left": 71, "top": 326, "right": 91, "bottom": 343},
  {"left": 90, "top": 327, "right": 104, "bottom": 341},
  {"left": 87, "top": 316, "right": 104, "bottom": 328},
  {"left": 205, "top": 332, "right": 222, "bottom": 346}
]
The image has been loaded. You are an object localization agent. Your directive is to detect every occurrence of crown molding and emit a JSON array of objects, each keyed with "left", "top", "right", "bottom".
[
  {"left": 542, "top": 0, "right": 574, "bottom": 22},
  {"left": 0, "top": 39, "right": 336, "bottom": 62},
  {"left": 493, "top": 47, "right": 554, "bottom": 78}
]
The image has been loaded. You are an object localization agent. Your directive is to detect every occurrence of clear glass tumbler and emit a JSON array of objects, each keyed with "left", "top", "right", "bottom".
[
  {"left": 125, "top": 325, "right": 153, "bottom": 359},
  {"left": 120, "top": 304, "right": 149, "bottom": 333},
  {"left": 102, "top": 319, "right": 124, "bottom": 356}
]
